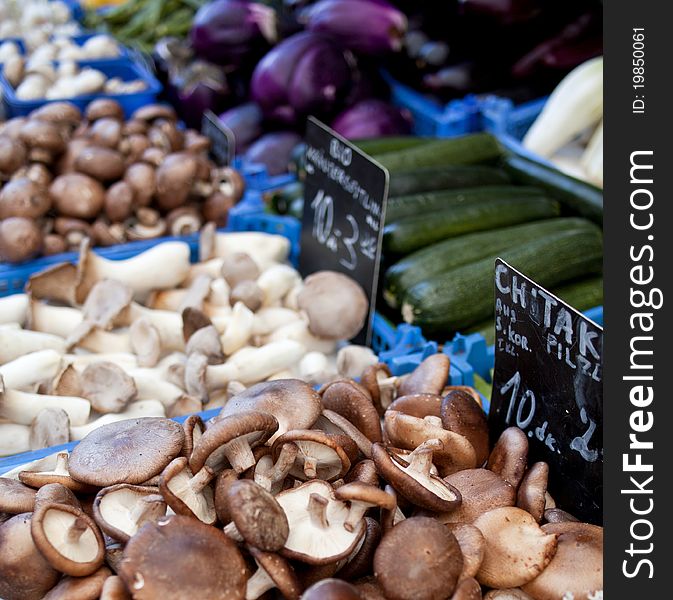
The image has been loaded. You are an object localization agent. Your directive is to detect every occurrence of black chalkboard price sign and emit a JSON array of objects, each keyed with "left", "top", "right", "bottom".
[
  {"left": 299, "top": 117, "right": 389, "bottom": 345},
  {"left": 202, "top": 110, "right": 234, "bottom": 166},
  {"left": 489, "top": 259, "right": 603, "bottom": 524}
]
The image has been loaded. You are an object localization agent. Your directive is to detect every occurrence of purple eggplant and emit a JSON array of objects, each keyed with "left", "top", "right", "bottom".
[
  {"left": 218, "top": 102, "right": 265, "bottom": 153},
  {"left": 301, "top": 0, "right": 407, "bottom": 55},
  {"left": 244, "top": 132, "right": 302, "bottom": 175},
  {"left": 250, "top": 31, "right": 357, "bottom": 124},
  {"left": 331, "top": 99, "right": 412, "bottom": 140},
  {"left": 191, "top": 0, "right": 277, "bottom": 67}
]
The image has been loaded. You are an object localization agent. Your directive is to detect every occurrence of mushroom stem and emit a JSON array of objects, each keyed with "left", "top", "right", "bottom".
[
  {"left": 65, "top": 353, "right": 139, "bottom": 372},
  {"left": 66, "top": 516, "right": 89, "bottom": 544},
  {"left": 377, "top": 376, "right": 398, "bottom": 410},
  {"left": 213, "top": 232, "right": 290, "bottom": 269},
  {"left": 246, "top": 566, "right": 276, "bottom": 600},
  {"left": 303, "top": 457, "right": 318, "bottom": 479},
  {"left": 0, "top": 388, "right": 90, "bottom": 426},
  {"left": 129, "top": 369, "right": 186, "bottom": 407},
  {"left": 254, "top": 443, "right": 298, "bottom": 492},
  {"left": 223, "top": 437, "right": 256, "bottom": 473},
  {"left": 130, "top": 494, "right": 167, "bottom": 527},
  {"left": 53, "top": 452, "right": 70, "bottom": 476},
  {"left": 406, "top": 448, "right": 435, "bottom": 476},
  {"left": 220, "top": 302, "right": 254, "bottom": 355},
  {"left": 222, "top": 521, "right": 244, "bottom": 542},
  {"left": 0, "top": 294, "right": 28, "bottom": 325},
  {"left": 0, "top": 423, "right": 30, "bottom": 456},
  {"left": 308, "top": 493, "right": 330, "bottom": 529},
  {"left": 189, "top": 466, "right": 216, "bottom": 493},
  {"left": 0, "top": 327, "right": 66, "bottom": 363},
  {"left": 127, "top": 304, "right": 185, "bottom": 352},
  {"left": 0, "top": 349, "right": 62, "bottom": 390},
  {"left": 344, "top": 503, "right": 369, "bottom": 533}
]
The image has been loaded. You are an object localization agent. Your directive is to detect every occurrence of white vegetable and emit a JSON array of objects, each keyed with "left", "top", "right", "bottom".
[
  {"left": 581, "top": 120, "right": 603, "bottom": 187},
  {"left": 523, "top": 57, "right": 603, "bottom": 158}
]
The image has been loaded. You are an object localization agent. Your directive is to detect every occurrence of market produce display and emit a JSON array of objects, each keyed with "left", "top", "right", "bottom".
[
  {"left": 0, "top": 100, "right": 245, "bottom": 264},
  {"left": 0, "top": 228, "right": 382, "bottom": 456},
  {"left": 0, "top": 0, "right": 80, "bottom": 42},
  {"left": 0, "top": 353, "right": 603, "bottom": 599}
]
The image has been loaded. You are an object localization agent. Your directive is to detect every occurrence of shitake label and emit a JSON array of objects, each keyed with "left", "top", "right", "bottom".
[{"left": 489, "top": 259, "right": 603, "bottom": 524}]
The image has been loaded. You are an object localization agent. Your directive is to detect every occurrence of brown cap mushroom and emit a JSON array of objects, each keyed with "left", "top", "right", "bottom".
[
  {"left": 344, "top": 459, "right": 379, "bottom": 488},
  {"left": 439, "top": 468, "right": 516, "bottom": 524},
  {"left": 118, "top": 514, "right": 247, "bottom": 598},
  {"left": 398, "top": 354, "right": 450, "bottom": 397},
  {"left": 50, "top": 173, "right": 105, "bottom": 219},
  {"left": 29, "top": 407, "right": 70, "bottom": 450},
  {"left": 74, "top": 146, "right": 126, "bottom": 182},
  {"left": 105, "top": 181, "right": 135, "bottom": 223},
  {"left": 88, "top": 118, "right": 122, "bottom": 149},
  {"left": 0, "top": 136, "right": 28, "bottom": 177},
  {"left": 43, "top": 233, "right": 68, "bottom": 256},
  {"left": 445, "top": 523, "right": 486, "bottom": 582},
  {"left": 19, "top": 120, "right": 67, "bottom": 163},
  {"left": 521, "top": 522, "right": 602, "bottom": 600},
  {"left": 334, "top": 482, "right": 395, "bottom": 532},
  {"left": 371, "top": 442, "right": 461, "bottom": 513},
  {"left": 0, "top": 217, "right": 42, "bottom": 263},
  {"left": 85, "top": 99, "right": 124, "bottom": 122},
  {"left": 450, "top": 578, "right": 482, "bottom": 600},
  {"left": 472, "top": 506, "right": 558, "bottom": 589},
  {"left": 297, "top": 271, "right": 368, "bottom": 340},
  {"left": 42, "top": 565, "right": 112, "bottom": 600},
  {"left": 275, "top": 480, "right": 366, "bottom": 565},
  {"left": 0, "top": 512, "right": 61, "bottom": 600},
  {"left": 360, "top": 363, "right": 397, "bottom": 416},
  {"left": 253, "top": 442, "right": 298, "bottom": 494},
  {"left": 487, "top": 427, "right": 529, "bottom": 490},
  {"left": 246, "top": 546, "right": 303, "bottom": 600},
  {"left": 0, "top": 178, "right": 51, "bottom": 219},
  {"left": 190, "top": 410, "right": 278, "bottom": 474},
  {"left": 272, "top": 430, "right": 358, "bottom": 482},
  {"left": 31, "top": 501, "right": 105, "bottom": 577},
  {"left": 124, "top": 163, "right": 156, "bottom": 207},
  {"left": 543, "top": 508, "right": 579, "bottom": 524},
  {"left": 31, "top": 102, "right": 82, "bottom": 128},
  {"left": 320, "top": 380, "right": 382, "bottom": 443},
  {"left": 319, "top": 409, "right": 374, "bottom": 459},
  {"left": 230, "top": 280, "right": 264, "bottom": 312},
  {"left": 155, "top": 152, "right": 198, "bottom": 210},
  {"left": 220, "top": 252, "right": 260, "bottom": 288},
  {"left": 68, "top": 418, "right": 185, "bottom": 487},
  {"left": 181, "top": 414, "right": 205, "bottom": 460},
  {"left": 373, "top": 516, "right": 463, "bottom": 600},
  {"left": 158, "top": 457, "right": 216, "bottom": 524},
  {"left": 100, "top": 575, "right": 131, "bottom": 600},
  {"left": 19, "top": 452, "right": 94, "bottom": 494},
  {"left": 483, "top": 590, "right": 534, "bottom": 600},
  {"left": 0, "top": 478, "right": 36, "bottom": 514},
  {"left": 222, "top": 479, "right": 289, "bottom": 551},
  {"left": 516, "top": 462, "right": 549, "bottom": 523},
  {"left": 441, "top": 389, "right": 489, "bottom": 467},
  {"left": 33, "top": 482, "right": 81, "bottom": 512},
  {"left": 302, "top": 578, "right": 361, "bottom": 599},
  {"left": 93, "top": 484, "right": 166, "bottom": 543},
  {"left": 131, "top": 104, "right": 178, "bottom": 123},
  {"left": 218, "top": 379, "right": 322, "bottom": 444}
]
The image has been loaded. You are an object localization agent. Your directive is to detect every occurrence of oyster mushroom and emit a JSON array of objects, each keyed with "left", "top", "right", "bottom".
[
  {"left": 29, "top": 407, "right": 70, "bottom": 450},
  {"left": 78, "top": 362, "right": 137, "bottom": 414}
]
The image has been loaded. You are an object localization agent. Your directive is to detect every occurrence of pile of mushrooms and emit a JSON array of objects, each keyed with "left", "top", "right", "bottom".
[
  {"left": 0, "top": 35, "right": 122, "bottom": 65},
  {"left": 0, "top": 100, "right": 245, "bottom": 263},
  {"left": 0, "top": 0, "right": 80, "bottom": 43},
  {"left": 0, "top": 229, "right": 378, "bottom": 457},
  {"left": 0, "top": 351, "right": 603, "bottom": 599}
]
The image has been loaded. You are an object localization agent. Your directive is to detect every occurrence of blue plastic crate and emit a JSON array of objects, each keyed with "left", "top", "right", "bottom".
[
  {"left": 0, "top": 59, "right": 162, "bottom": 118},
  {"left": 233, "top": 157, "right": 297, "bottom": 192},
  {"left": 382, "top": 71, "right": 481, "bottom": 137}
]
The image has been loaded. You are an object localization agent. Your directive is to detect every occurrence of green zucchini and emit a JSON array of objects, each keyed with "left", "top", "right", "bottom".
[
  {"left": 383, "top": 195, "right": 561, "bottom": 255},
  {"left": 355, "top": 136, "right": 433, "bottom": 156},
  {"left": 503, "top": 155, "right": 603, "bottom": 225},
  {"left": 466, "top": 276, "right": 604, "bottom": 345},
  {"left": 386, "top": 185, "right": 545, "bottom": 224},
  {"left": 376, "top": 133, "right": 502, "bottom": 173},
  {"left": 383, "top": 217, "right": 596, "bottom": 308},
  {"left": 401, "top": 226, "right": 603, "bottom": 333},
  {"left": 388, "top": 165, "right": 511, "bottom": 197}
]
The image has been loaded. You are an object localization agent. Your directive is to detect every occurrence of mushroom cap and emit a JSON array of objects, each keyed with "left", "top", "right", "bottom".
[
  {"left": 275, "top": 480, "right": 366, "bottom": 565},
  {"left": 302, "top": 578, "right": 361, "bottom": 600},
  {"left": 79, "top": 362, "right": 137, "bottom": 414},
  {"left": 50, "top": 173, "right": 105, "bottom": 220},
  {"left": 441, "top": 389, "right": 489, "bottom": 466},
  {"left": 248, "top": 546, "right": 303, "bottom": 600},
  {"left": 0, "top": 217, "right": 42, "bottom": 263},
  {"left": 129, "top": 318, "right": 162, "bottom": 368},
  {"left": 472, "top": 506, "right": 558, "bottom": 589},
  {"left": 19, "top": 119, "right": 67, "bottom": 153},
  {"left": 31, "top": 102, "right": 82, "bottom": 128},
  {"left": 320, "top": 380, "right": 382, "bottom": 443},
  {"left": 373, "top": 516, "right": 463, "bottom": 600},
  {"left": 118, "top": 514, "right": 248, "bottom": 599},
  {"left": 81, "top": 279, "right": 133, "bottom": 330},
  {"left": 159, "top": 457, "right": 216, "bottom": 525},
  {"left": 0, "top": 512, "right": 61, "bottom": 600},
  {"left": 29, "top": 406, "right": 70, "bottom": 451},
  {"left": 297, "top": 271, "right": 368, "bottom": 340},
  {"left": 31, "top": 502, "right": 105, "bottom": 577},
  {"left": 131, "top": 104, "right": 177, "bottom": 122},
  {"left": 33, "top": 482, "right": 81, "bottom": 511},
  {"left": 371, "top": 443, "right": 461, "bottom": 513},
  {"left": 516, "top": 462, "right": 549, "bottom": 523},
  {"left": 213, "top": 469, "right": 239, "bottom": 525},
  {"left": 344, "top": 459, "right": 379, "bottom": 487},
  {"left": 225, "top": 479, "right": 289, "bottom": 551},
  {"left": 85, "top": 99, "right": 124, "bottom": 122},
  {"left": 449, "top": 578, "right": 482, "bottom": 600},
  {"left": 521, "top": 522, "right": 603, "bottom": 600},
  {"left": 220, "top": 252, "right": 260, "bottom": 288},
  {"left": 190, "top": 411, "right": 279, "bottom": 474},
  {"left": 0, "top": 178, "right": 51, "bottom": 219},
  {"left": 272, "top": 429, "right": 358, "bottom": 482},
  {"left": 105, "top": 180, "right": 134, "bottom": 223},
  {"left": 334, "top": 482, "right": 396, "bottom": 512},
  {"left": 19, "top": 453, "right": 94, "bottom": 494},
  {"left": 0, "top": 478, "right": 36, "bottom": 514},
  {"left": 69, "top": 418, "right": 185, "bottom": 487},
  {"left": 74, "top": 146, "right": 126, "bottom": 182},
  {"left": 445, "top": 522, "right": 486, "bottom": 582},
  {"left": 337, "top": 516, "right": 381, "bottom": 581},
  {"left": 218, "top": 379, "right": 322, "bottom": 444},
  {"left": 483, "top": 590, "right": 535, "bottom": 600},
  {"left": 359, "top": 363, "right": 392, "bottom": 415},
  {"left": 487, "top": 427, "right": 529, "bottom": 490},
  {"left": 230, "top": 280, "right": 264, "bottom": 311},
  {"left": 383, "top": 410, "right": 477, "bottom": 476},
  {"left": 543, "top": 508, "right": 579, "bottom": 524},
  {"left": 353, "top": 576, "right": 386, "bottom": 600},
  {"left": 42, "top": 565, "right": 112, "bottom": 600},
  {"left": 388, "top": 394, "right": 442, "bottom": 418},
  {"left": 398, "top": 354, "right": 450, "bottom": 397},
  {"left": 99, "top": 575, "right": 130, "bottom": 600},
  {"left": 181, "top": 414, "right": 205, "bottom": 461},
  {"left": 440, "top": 469, "right": 516, "bottom": 524},
  {"left": 320, "top": 409, "right": 373, "bottom": 459},
  {"left": 93, "top": 484, "right": 166, "bottom": 543}
]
